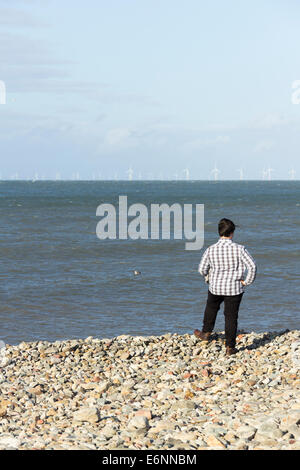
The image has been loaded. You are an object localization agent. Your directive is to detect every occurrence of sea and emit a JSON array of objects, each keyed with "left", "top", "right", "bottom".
[{"left": 0, "top": 180, "right": 299, "bottom": 345}]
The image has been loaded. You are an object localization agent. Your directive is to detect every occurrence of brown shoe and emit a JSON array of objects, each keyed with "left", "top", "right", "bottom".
[
  {"left": 225, "top": 346, "right": 238, "bottom": 356},
  {"left": 194, "top": 329, "right": 211, "bottom": 341}
]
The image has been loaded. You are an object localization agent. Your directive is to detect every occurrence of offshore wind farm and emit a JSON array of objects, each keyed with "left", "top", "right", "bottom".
[{"left": 1, "top": 166, "right": 297, "bottom": 181}]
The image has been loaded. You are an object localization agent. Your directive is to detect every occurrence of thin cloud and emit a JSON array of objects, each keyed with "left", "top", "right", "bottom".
[
  {"left": 253, "top": 140, "right": 274, "bottom": 153},
  {"left": 0, "top": 30, "right": 158, "bottom": 105},
  {"left": 181, "top": 134, "right": 231, "bottom": 151},
  {"left": 249, "top": 113, "right": 290, "bottom": 130},
  {"left": 0, "top": 7, "right": 48, "bottom": 27}
]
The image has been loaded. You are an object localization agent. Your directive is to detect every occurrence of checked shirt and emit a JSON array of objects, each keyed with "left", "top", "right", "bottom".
[{"left": 198, "top": 238, "right": 257, "bottom": 296}]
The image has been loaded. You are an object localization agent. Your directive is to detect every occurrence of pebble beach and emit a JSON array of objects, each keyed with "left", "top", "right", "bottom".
[{"left": 0, "top": 329, "right": 299, "bottom": 450}]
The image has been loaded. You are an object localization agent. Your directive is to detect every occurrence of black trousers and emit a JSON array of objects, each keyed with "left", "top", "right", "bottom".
[{"left": 202, "top": 290, "right": 244, "bottom": 348}]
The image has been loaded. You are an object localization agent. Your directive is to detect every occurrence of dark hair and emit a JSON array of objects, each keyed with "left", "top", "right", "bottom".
[{"left": 218, "top": 218, "right": 235, "bottom": 237}]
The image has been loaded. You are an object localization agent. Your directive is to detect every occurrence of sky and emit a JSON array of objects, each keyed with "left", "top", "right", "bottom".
[{"left": 0, "top": 0, "right": 300, "bottom": 180}]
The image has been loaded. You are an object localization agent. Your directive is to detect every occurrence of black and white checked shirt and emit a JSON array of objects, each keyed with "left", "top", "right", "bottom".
[{"left": 198, "top": 238, "right": 257, "bottom": 296}]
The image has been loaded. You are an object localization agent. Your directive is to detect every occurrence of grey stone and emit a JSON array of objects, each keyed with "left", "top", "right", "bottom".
[
  {"left": 127, "top": 415, "right": 149, "bottom": 431},
  {"left": 170, "top": 400, "right": 196, "bottom": 412},
  {"left": 236, "top": 425, "right": 257, "bottom": 441}
]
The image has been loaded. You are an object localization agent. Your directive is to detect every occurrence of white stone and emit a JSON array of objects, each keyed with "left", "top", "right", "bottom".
[
  {"left": 127, "top": 415, "right": 149, "bottom": 431},
  {"left": 73, "top": 407, "right": 100, "bottom": 423}
]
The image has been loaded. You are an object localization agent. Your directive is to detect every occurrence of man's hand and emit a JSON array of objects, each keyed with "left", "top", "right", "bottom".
[{"left": 241, "top": 280, "right": 246, "bottom": 286}]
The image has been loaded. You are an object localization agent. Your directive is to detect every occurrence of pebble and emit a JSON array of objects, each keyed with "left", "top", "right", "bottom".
[
  {"left": 0, "top": 329, "right": 299, "bottom": 449},
  {"left": 73, "top": 407, "right": 100, "bottom": 424},
  {"left": 127, "top": 415, "right": 149, "bottom": 432},
  {"left": 205, "top": 434, "right": 226, "bottom": 448}
]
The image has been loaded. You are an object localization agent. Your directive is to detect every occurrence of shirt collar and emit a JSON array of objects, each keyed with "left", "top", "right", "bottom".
[{"left": 218, "top": 237, "right": 233, "bottom": 243}]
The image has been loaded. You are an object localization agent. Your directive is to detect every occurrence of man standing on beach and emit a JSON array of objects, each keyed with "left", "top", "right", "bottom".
[{"left": 194, "top": 218, "right": 257, "bottom": 356}]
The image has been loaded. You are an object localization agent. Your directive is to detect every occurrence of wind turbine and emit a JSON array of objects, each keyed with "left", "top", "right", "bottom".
[
  {"left": 72, "top": 172, "right": 79, "bottom": 180},
  {"left": 289, "top": 169, "right": 296, "bottom": 180},
  {"left": 237, "top": 168, "right": 244, "bottom": 180},
  {"left": 126, "top": 167, "right": 133, "bottom": 181},
  {"left": 183, "top": 168, "right": 190, "bottom": 180},
  {"left": 174, "top": 172, "right": 178, "bottom": 181},
  {"left": 32, "top": 172, "right": 39, "bottom": 182},
  {"left": 211, "top": 163, "right": 220, "bottom": 181},
  {"left": 266, "top": 167, "right": 274, "bottom": 181}
]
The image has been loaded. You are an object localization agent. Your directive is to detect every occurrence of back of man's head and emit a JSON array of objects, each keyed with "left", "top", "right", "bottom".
[{"left": 218, "top": 218, "right": 235, "bottom": 237}]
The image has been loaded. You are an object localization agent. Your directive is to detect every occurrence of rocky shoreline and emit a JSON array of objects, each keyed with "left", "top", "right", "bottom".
[{"left": 0, "top": 329, "right": 299, "bottom": 450}]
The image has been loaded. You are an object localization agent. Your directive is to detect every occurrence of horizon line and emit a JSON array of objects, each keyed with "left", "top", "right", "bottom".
[{"left": 0, "top": 179, "right": 299, "bottom": 182}]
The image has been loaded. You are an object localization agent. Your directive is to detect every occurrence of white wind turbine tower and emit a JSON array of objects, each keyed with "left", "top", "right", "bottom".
[
  {"left": 183, "top": 168, "right": 190, "bottom": 180},
  {"left": 55, "top": 172, "right": 61, "bottom": 181},
  {"left": 174, "top": 172, "right": 178, "bottom": 181},
  {"left": 266, "top": 167, "right": 274, "bottom": 181},
  {"left": 72, "top": 172, "right": 79, "bottom": 180},
  {"left": 211, "top": 163, "right": 220, "bottom": 181},
  {"left": 126, "top": 167, "right": 133, "bottom": 181},
  {"left": 289, "top": 169, "right": 296, "bottom": 180},
  {"left": 237, "top": 168, "right": 244, "bottom": 180},
  {"left": 138, "top": 172, "right": 142, "bottom": 180}
]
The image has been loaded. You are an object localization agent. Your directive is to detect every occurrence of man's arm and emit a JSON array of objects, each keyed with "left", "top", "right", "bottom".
[
  {"left": 241, "top": 248, "right": 257, "bottom": 286},
  {"left": 198, "top": 248, "right": 210, "bottom": 277}
]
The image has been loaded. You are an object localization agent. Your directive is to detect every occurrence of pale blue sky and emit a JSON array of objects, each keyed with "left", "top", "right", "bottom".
[{"left": 1, "top": 0, "right": 300, "bottom": 179}]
